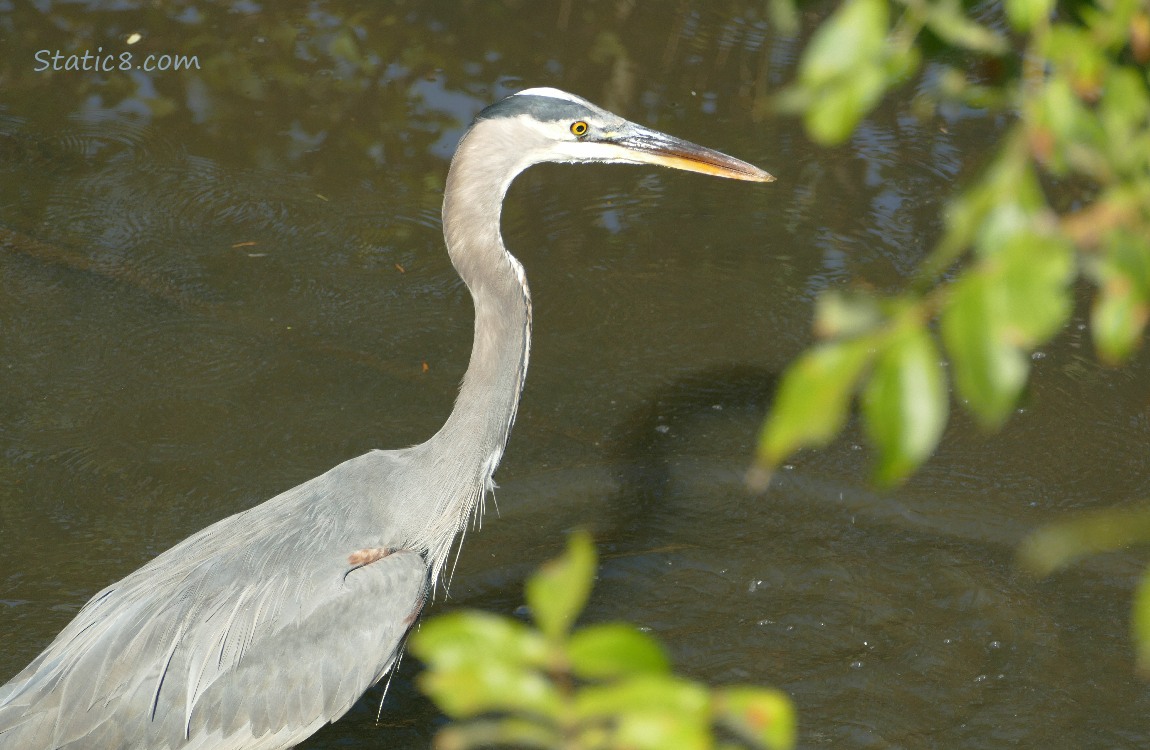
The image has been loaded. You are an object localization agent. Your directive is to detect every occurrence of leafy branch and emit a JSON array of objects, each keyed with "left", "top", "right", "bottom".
[
  {"left": 752, "top": 0, "right": 1150, "bottom": 487},
  {"left": 411, "top": 532, "right": 796, "bottom": 750}
]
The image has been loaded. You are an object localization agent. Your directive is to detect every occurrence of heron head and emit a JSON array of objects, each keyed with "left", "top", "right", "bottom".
[{"left": 471, "top": 87, "right": 774, "bottom": 183}]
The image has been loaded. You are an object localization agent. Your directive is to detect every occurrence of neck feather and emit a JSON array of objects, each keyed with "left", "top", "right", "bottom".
[{"left": 426, "top": 121, "right": 533, "bottom": 497}]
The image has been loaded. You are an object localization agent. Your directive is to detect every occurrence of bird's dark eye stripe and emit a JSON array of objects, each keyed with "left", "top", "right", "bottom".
[{"left": 570, "top": 121, "right": 588, "bottom": 136}]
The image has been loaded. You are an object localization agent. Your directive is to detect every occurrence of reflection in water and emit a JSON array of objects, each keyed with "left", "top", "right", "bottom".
[{"left": 3, "top": 2, "right": 1150, "bottom": 748}]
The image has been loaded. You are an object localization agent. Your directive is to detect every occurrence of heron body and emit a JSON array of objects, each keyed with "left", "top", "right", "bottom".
[{"left": 0, "top": 88, "right": 771, "bottom": 749}]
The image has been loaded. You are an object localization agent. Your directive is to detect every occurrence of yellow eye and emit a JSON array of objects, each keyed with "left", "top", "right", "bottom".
[{"left": 570, "top": 120, "right": 589, "bottom": 136}]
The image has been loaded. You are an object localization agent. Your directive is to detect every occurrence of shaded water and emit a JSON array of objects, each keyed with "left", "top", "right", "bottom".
[{"left": 2, "top": 2, "right": 1149, "bottom": 747}]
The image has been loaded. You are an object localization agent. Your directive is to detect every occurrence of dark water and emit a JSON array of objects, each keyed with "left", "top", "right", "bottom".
[{"left": 2, "top": 2, "right": 1149, "bottom": 747}]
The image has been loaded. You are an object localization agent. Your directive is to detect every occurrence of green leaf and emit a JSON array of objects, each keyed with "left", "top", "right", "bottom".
[
  {"left": 1100, "top": 67, "right": 1150, "bottom": 176},
  {"left": 972, "top": 167, "right": 1048, "bottom": 257},
  {"left": 804, "top": 63, "right": 888, "bottom": 144},
  {"left": 1092, "top": 280, "right": 1149, "bottom": 363},
  {"left": 932, "top": 131, "right": 1036, "bottom": 274},
  {"left": 883, "top": 44, "right": 922, "bottom": 83},
  {"left": 798, "top": 0, "right": 889, "bottom": 88},
  {"left": 576, "top": 675, "right": 711, "bottom": 722},
  {"left": 940, "top": 273, "right": 1029, "bottom": 428},
  {"left": 1029, "top": 75, "right": 1102, "bottom": 175},
  {"left": 432, "top": 717, "right": 561, "bottom": 750},
  {"left": 1044, "top": 25, "right": 1107, "bottom": 96},
  {"left": 814, "top": 289, "right": 884, "bottom": 339},
  {"left": 1018, "top": 507, "right": 1150, "bottom": 576},
  {"left": 925, "top": 0, "right": 1008, "bottom": 53},
  {"left": 862, "top": 324, "right": 949, "bottom": 485},
  {"left": 568, "top": 623, "right": 670, "bottom": 679},
  {"left": 608, "top": 711, "right": 712, "bottom": 750},
  {"left": 785, "top": 0, "right": 902, "bottom": 144},
  {"left": 1101, "top": 228, "right": 1150, "bottom": 297},
  {"left": 1100, "top": 60, "right": 1150, "bottom": 124},
  {"left": 939, "top": 230, "right": 1073, "bottom": 423},
  {"left": 525, "top": 530, "right": 596, "bottom": 641},
  {"left": 767, "top": 0, "right": 800, "bottom": 36},
  {"left": 418, "top": 661, "right": 563, "bottom": 720},
  {"left": 1004, "top": 0, "right": 1054, "bottom": 31},
  {"left": 1134, "top": 569, "right": 1150, "bottom": 674},
  {"left": 753, "top": 338, "right": 875, "bottom": 480},
  {"left": 409, "top": 611, "right": 549, "bottom": 670},
  {"left": 714, "top": 686, "right": 797, "bottom": 750},
  {"left": 996, "top": 231, "right": 1075, "bottom": 346},
  {"left": 1078, "top": 0, "right": 1142, "bottom": 48},
  {"left": 1089, "top": 228, "right": 1150, "bottom": 362}
]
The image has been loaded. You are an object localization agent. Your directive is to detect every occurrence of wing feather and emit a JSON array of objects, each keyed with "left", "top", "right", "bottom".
[{"left": 0, "top": 451, "right": 437, "bottom": 750}]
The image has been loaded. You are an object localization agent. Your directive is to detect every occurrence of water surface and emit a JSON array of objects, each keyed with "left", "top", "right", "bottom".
[{"left": 2, "top": 2, "right": 1148, "bottom": 747}]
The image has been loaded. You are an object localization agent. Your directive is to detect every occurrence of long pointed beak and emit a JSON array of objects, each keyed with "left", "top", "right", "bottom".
[{"left": 609, "top": 126, "right": 774, "bottom": 183}]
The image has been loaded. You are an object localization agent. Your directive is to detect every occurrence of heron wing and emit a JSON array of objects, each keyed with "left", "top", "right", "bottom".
[
  {"left": 178, "top": 550, "right": 428, "bottom": 749},
  {"left": 0, "top": 454, "right": 431, "bottom": 750}
]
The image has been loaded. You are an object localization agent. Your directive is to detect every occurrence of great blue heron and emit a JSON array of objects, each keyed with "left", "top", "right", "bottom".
[{"left": 0, "top": 87, "right": 772, "bottom": 749}]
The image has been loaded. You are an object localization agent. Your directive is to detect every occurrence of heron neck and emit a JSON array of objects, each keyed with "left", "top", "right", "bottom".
[{"left": 428, "top": 132, "right": 532, "bottom": 486}]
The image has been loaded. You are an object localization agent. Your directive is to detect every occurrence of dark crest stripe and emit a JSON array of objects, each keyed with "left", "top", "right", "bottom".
[{"left": 475, "top": 94, "right": 597, "bottom": 124}]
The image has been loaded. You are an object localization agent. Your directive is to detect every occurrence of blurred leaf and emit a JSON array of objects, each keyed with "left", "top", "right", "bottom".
[
  {"left": 568, "top": 623, "right": 670, "bottom": 679},
  {"left": 925, "top": 0, "right": 1008, "bottom": 53},
  {"left": 884, "top": 43, "right": 922, "bottom": 82},
  {"left": 1004, "top": 0, "right": 1054, "bottom": 32},
  {"left": 1092, "top": 278, "right": 1149, "bottom": 362},
  {"left": 997, "top": 231, "right": 1075, "bottom": 346},
  {"left": 971, "top": 167, "right": 1048, "bottom": 258},
  {"left": 1099, "top": 66, "right": 1150, "bottom": 177},
  {"left": 417, "top": 530, "right": 796, "bottom": 749},
  {"left": 940, "top": 229, "right": 1072, "bottom": 429},
  {"left": 1090, "top": 278, "right": 1145, "bottom": 363},
  {"left": 940, "top": 273, "right": 1028, "bottom": 428},
  {"left": 931, "top": 66, "right": 1008, "bottom": 110},
  {"left": 410, "top": 611, "right": 548, "bottom": 670},
  {"left": 1028, "top": 75, "right": 1100, "bottom": 174},
  {"left": 525, "top": 530, "right": 596, "bottom": 641},
  {"left": 419, "top": 661, "right": 563, "bottom": 721},
  {"left": 815, "top": 289, "right": 885, "bottom": 338},
  {"left": 1090, "top": 229, "right": 1150, "bottom": 362},
  {"left": 714, "top": 686, "right": 797, "bottom": 750},
  {"left": 608, "top": 711, "right": 712, "bottom": 750},
  {"left": 753, "top": 338, "right": 874, "bottom": 483},
  {"left": 432, "top": 717, "right": 561, "bottom": 750},
  {"left": 1134, "top": 571, "right": 1150, "bottom": 674},
  {"left": 782, "top": 0, "right": 903, "bottom": 144},
  {"left": 1061, "top": 189, "right": 1144, "bottom": 248},
  {"left": 804, "top": 64, "right": 888, "bottom": 144},
  {"left": 1044, "top": 25, "right": 1107, "bottom": 97},
  {"left": 862, "top": 323, "right": 949, "bottom": 484},
  {"left": 576, "top": 675, "right": 710, "bottom": 722},
  {"left": 1100, "top": 67, "right": 1150, "bottom": 129},
  {"left": 1079, "top": 0, "right": 1142, "bottom": 49},
  {"left": 932, "top": 131, "right": 1036, "bottom": 272},
  {"left": 1129, "top": 9, "right": 1150, "bottom": 61},
  {"left": 798, "top": 0, "right": 888, "bottom": 88},
  {"left": 767, "top": 0, "right": 800, "bottom": 36},
  {"left": 1018, "top": 507, "right": 1150, "bottom": 576}
]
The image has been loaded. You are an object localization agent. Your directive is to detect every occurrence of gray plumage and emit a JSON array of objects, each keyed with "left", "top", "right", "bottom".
[{"left": 0, "top": 87, "right": 771, "bottom": 749}]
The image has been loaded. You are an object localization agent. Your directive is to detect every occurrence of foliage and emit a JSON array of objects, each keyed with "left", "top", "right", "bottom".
[
  {"left": 771, "top": 0, "right": 1150, "bottom": 681},
  {"left": 1019, "top": 507, "right": 1150, "bottom": 672},
  {"left": 411, "top": 532, "right": 796, "bottom": 750},
  {"left": 753, "top": 0, "right": 1150, "bottom": 487}
]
